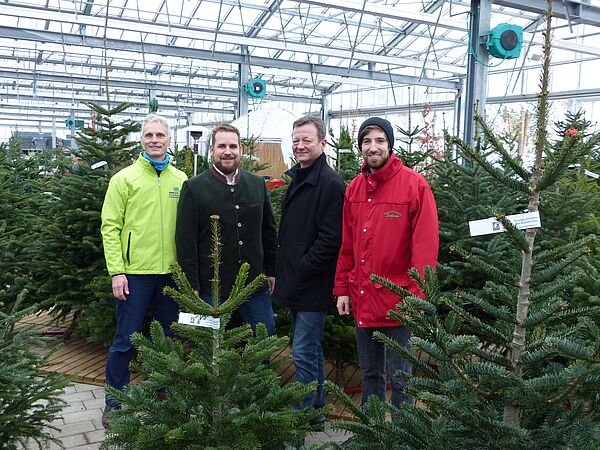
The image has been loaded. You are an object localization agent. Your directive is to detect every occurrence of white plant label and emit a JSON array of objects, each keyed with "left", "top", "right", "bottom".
[
  {"left": 178, "top": 312, "right": 220, "bottom": 329},
  {"left": 469, "top": 211, "right": 541, "bottom": 237},
  {"left": 91, "top": 161, "right": 108, "bottom": 170}
]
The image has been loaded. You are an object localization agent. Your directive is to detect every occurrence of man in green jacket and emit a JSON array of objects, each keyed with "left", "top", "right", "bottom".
[
  {"left": 100, "top": 114, "right": 187, "bottom": 428},
  {"left": 176, "top": 123, "right": 277, "bottom": 336}
]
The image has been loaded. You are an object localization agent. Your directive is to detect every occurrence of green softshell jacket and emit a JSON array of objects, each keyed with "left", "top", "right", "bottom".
[{"left": 101, "top": 155, "right": 188, "bottom": 276}]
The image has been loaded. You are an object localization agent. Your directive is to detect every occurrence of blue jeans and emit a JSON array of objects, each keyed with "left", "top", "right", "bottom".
[
  {"left": 355, "top": 326, "right": 412, "bottom": 408},
  {"left": 105, "top": 274, "right": 179, "bottom": 407},
  {"left": 203, "top": 287, "right": 275, "bottom": 336},
  {"left": 291, "top": 310, "right": 327, "bottom": 411}
]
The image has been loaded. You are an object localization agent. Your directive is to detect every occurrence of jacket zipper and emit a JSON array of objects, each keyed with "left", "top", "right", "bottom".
[
  {"left": 158, "top": 175, "right": 165, "bottom": 271},
  {"left": 126, "top": 232, "right": 132, "bottom": 263}
]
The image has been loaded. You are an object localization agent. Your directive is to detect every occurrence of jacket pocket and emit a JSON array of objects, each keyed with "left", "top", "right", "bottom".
[{"left": 373, "top": 274, "right": 412, "bottom": 291}]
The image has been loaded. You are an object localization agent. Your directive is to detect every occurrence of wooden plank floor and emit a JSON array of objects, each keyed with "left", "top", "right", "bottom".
[{"left": 21, "top": 311, "right": 365, "bottom": 420}]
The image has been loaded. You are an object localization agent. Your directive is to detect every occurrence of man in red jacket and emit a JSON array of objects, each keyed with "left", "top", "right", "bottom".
[{"left": 334, "top": 117, "right": 439, "bottom": 407}]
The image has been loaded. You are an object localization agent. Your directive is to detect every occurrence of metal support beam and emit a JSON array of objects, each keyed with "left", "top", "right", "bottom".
[
  {"left": 237, "top": 46, "right": 251, "bottom": 119},
  {"left": 301, "top": 0, "right": 465, "bottom": 31},
  {"left": 247, "top": 0, "right": 282, "bottom": 38},
  {"left": 0, "top": 4, "right": 465, "bottom": 75},
  {"left": 326, "top": 87, "right": 600, "bottom": 118},
  {"left": 463, "top": 0, "right": 491, "bottom": 146},
  {"left": 0, "top": 94, "right": 235, "bottom": 115},
  {"left": 494, "top": 0, "right": 600, "bottom": 27},
  {"left": 0, "top": 70, "right": 318, "bottom": 105},
  {"left": 0, "top": 27, "right": 461, "bottom": 90}
]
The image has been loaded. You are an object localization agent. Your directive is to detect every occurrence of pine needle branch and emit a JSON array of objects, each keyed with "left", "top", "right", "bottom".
[
  {"left": 450, "top": 137, "right": 530, "bottom": 194},
  {"left": 493, "top": 212, "right": 530, "bottom": 253},
  {"left": 536, "top": 135, "right": 580, "bottom": 192},
  {"left": 475, "top": 114, "right": 532, "bottom": 182},
  {"left": 534, "top": 235, "right": 595, "bottom": 266},
  {"left": 451, "top": 245, "right": 519, "bottom": 286}
]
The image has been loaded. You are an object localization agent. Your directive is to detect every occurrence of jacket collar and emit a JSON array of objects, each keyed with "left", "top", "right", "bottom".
[
  {"left": 360, "top": 152, "right": 403, "bottom": 182},
  {"left": 286, "top": 151, "right": 327, "bottom": 186},
  {"left": 136, "top": 152, "right": 171, "bottom": 172},
  {"left": 210, "top": 164, "right": 242, "bottom": 184}
]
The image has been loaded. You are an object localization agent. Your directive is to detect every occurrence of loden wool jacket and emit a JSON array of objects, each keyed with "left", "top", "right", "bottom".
[{"left": 175, "top": 166, "right": 277, "bottom": 297}]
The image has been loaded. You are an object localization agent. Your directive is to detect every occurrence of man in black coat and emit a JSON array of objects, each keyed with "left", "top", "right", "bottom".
[{"left": 272, "top": 115, "right": 345, "bottom": 426}]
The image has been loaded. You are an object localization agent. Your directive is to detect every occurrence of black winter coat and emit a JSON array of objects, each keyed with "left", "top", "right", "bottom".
[{"left": 273, "top": 152, "right": 345, "bottom": 311}]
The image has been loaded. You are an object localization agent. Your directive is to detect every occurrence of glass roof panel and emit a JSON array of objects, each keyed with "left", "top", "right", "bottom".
[{"left": 0, "top": 0, "right": 599, "bottom": 132}]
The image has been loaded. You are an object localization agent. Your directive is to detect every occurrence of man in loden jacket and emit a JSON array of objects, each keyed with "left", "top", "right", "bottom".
[
  {"left": 176, "top": 123, "right": 277, "bottom": 336},
  {"left": 273, "top": 115, "right": 345, "bottom": 427},
  {"left": 334, "top": 117, "right": 439, "bottom": 408},
  {"left": 100, "top": 114, "right": 187, "bottom": 427}
]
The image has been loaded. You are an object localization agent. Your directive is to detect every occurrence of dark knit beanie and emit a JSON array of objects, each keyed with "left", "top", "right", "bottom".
[{"left": 357, "top": 117, "right": 395, "bottom": 151}]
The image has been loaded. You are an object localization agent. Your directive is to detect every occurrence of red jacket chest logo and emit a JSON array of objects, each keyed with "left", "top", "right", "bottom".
[{"left": 384, "top": 210, "right": 402, "bottom": 218}]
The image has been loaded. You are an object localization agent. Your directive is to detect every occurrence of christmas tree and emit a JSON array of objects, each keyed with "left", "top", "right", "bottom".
[
  {"left": 102, "top": 216, "right": 319, "bottom": 449},
  {"left": 329, "top": 125, "right": 360, "bottom": 184},
  {"left": 326, "top": 4, "right": 600, "bottom": 448},
  {"left": 0, "top": 135, "right": 44, "bottom": 311},
  {"left": 0, "top": 292, "right": 70, "bottom": 449},
  {"left": 27, "top": 102, "right": 141, "bottom": 344}
]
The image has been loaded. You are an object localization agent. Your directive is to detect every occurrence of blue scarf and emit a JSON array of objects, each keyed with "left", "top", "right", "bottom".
[{"left": 143, "top": 151, "right": 170, "bottom": 171}]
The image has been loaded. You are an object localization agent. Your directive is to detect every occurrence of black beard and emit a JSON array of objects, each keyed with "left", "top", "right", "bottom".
[{"left": 214, "top": 160, "right": 239, "bottom": 175}]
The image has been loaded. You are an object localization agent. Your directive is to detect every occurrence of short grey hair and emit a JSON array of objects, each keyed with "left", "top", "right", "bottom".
[
  {"left": 293, "top": 115, "right": 326, "bottom": 141},
  {"left": 142, "top": 114, "right": 171, "bottom": 137}
]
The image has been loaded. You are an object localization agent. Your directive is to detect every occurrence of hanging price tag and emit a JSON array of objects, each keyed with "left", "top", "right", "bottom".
[
  {"left": 469, "top": 211, "right": 541, "bottom": 237},
  {"left": 178, "top": 312, "right": 220, "bottom": 329}
]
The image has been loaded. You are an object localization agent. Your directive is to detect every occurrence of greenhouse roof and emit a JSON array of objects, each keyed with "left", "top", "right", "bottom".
[{"left": 0, "top": 0, "right": 599, "bottom": 129}]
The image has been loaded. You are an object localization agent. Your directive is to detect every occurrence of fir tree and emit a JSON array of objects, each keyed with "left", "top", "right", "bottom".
[
  {"left": 27, "top": 102, "right": 141, "bottom": 344},
  {"left": 241, "top": 135, "right": 270, "bottom": 173},
  {"left": 329, "top": 125, "right": 360, "bottom": 184},
  {"left": 326, "top": 4, "right": 600, "bottom": 448},
  {"left": 0, "top": 135, "right": 49, "bottom": 312},
  {"left": 102, "top": 215, "right": 319, "bottom": 450},
  {"left": 431, "top": 142, "right": 525, "bottom": 292},
  {"left": 0, "top": 292, "right": 70, "bottom": 449}
]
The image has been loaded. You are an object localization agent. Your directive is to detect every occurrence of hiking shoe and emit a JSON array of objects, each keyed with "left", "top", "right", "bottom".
[
  {"left": 340, "top": 435, "right": 357, "bottom": 449},
  {"left": 101, "top": 404, "right": 120, "bottom": 429},
  {"left": 308, "top": 414, "right": 326, "bottom": 431}
]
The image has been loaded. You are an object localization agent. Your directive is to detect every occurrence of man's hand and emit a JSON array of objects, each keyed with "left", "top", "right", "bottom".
[
  {"left": 267, "top": 276, "right": 276, "bottom": 295},
  {"left": 337, "top": 295, "right": 351, "bottom": 315},
  {"left": 112, "top": 274, "right": 129, "bottom": 301}
]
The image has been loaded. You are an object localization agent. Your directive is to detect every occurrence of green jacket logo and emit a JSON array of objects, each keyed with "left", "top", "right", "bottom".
[
  {"left": 169, "top": 187, "right": 180, "bottom": 199},
  {"left": 384, "top": 210, "right": 401, "bottom": 218}
]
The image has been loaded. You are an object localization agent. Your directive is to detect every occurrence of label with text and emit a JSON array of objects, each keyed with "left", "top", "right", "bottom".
[
  {"left": 469, "top": 211, "right": 541, "bottom": 237},
  {"left": 178, "top": 312, "right": 220, "bottom": 329}
]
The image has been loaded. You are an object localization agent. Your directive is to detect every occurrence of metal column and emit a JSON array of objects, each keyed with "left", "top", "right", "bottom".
[
  {"left": 463, "top": 0, "right": 492, "bottom": 146},
  {"left": 236, "top": 46, "right": 250, "bottom": 119}
]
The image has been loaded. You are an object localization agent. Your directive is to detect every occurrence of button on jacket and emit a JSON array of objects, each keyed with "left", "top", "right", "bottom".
[
  {"left": 333, "top": 153, "right": 439, "bottom": 327},
  {"left": 101, "top": 154, "right": 188, "bottom": 276},
  {"left": 273, "top": 152, "right": 345, "bottom": 311},
  {"left": 175, "top": 166, "right": 277, "bottom": 296}
]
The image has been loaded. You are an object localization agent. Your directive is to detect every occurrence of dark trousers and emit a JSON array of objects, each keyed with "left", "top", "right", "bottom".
[
  {"left": 355, "top": 325, "right": 412, "bottom": 408},
  {"left": 105, "top": 274, "right": 179, "bottom": 407},
  {"left": 203, "top": 287, "right": 275, "bottom": 336},
  {"left": 290, "top": 309, "right": 328, "bottom": 411}
]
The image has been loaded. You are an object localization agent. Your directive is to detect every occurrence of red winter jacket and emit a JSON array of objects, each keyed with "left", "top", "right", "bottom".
[{"left": 333, "top": 153, "right": 439, "bottom": 327}]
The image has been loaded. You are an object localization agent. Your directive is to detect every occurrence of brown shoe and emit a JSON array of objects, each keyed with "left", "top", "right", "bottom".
[{"left": 101, "top": 405, "right": 120, "bottom": 429}]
